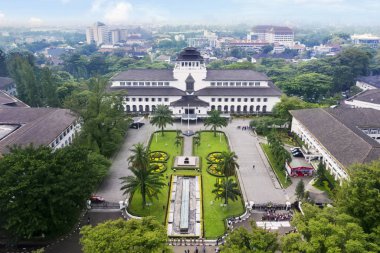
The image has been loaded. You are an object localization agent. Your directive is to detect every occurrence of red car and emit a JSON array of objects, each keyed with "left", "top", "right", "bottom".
[{"left": 90, "top": 195, "right": 105, "bottom": 203}]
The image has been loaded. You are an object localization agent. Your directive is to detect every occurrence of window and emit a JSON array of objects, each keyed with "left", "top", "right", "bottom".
[
  {"left": 126, "top": 98, "right": 130, "bottom": 101},
  {"left": 132, "top": 98, "right": 136, "bottom": 102},
  {"left": 229, "top": 82, "right": 235, "bottom": 86},
  {"left": 211, "top": 82, "right": 216, "bottom": 86},
  {"left": 120, "top": 81, "right": 126, "bottom": 86},
  {"left": 127, "top": 82, "right": 131, "bottom": 86},
  {"left": 145, "top": 98, "right": 149, "bottom": 102},
  {"left": 211, "top": 98, "right": 215, "bottom": 102},
  {"left": 217, "top": 82, "right": 222, "bottom": 86},
  {"left": 236, "top": 82, "right": 241, "bottom": 86},
  {"left": 138, "top": 98, "right": 142, "bottom": 102},
  {"left": 242, "top": 82, "right": 247, "bottom": 86},
  {"left": 158, "top": 98, "right": 162, "bottom": 102},
  {"left": 223, "top": 82, "right": 228, "bottom": 86},
  {"left": 231, "top": 98, "right": 235, "bottom": 102},
  {"left": 224, "top": 98, "right": 228, "bottom": 102},
  {"left": 255, "top": 82, "right": 260, "bottom": 86},
  {"left": 151, "top": 98, "right": 155, "bottom": 102},
  {"left": 152, "top": 82, "right": 157, "bottom": 86},
  {"left": 164, "top": 98, "right": 169, "bottom": 102},
  {"left": 133, "top": 82, "right": 138, "bottom": 86},
  {"left": 249, "top": 82, "right": 254, "bottom": 86},
  {"left": 257, "top": 98, "right": 261, "bottom": 102},
  {"left": 250, "top": 98, "right": 254, "bottom": 102},
  {"left": 164, "top": 82, "right": 169, "bottom": 86},
  {"left": 146, "top": 82, "right": 151, "bottom": 86},
  {"left": 218, "top": 98, "right": 222, "bottom": 102},
  {"left": 244, "top": 98, "right": 248, "bottom": 102},
  {"left": 158, "top": 82, "right": 163, "bottom": 86},
  {"left": 263, "top": 98, "right": 268, "bottom": 102},
  {"left": 237, "top": 98, "right": 241, "bottom": 102},
  {"left": 139, "top": 82, "right": 144, "bottom": 86}
]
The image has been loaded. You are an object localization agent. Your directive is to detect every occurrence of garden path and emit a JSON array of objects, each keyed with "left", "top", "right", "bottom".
[{"left": 182, "top": 135, "right": 193, "bottom": 156}]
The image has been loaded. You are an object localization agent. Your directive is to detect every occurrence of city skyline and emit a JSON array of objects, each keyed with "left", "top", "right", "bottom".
[{"left": 0, "top": 0, "right": 380, "bottom": 27}]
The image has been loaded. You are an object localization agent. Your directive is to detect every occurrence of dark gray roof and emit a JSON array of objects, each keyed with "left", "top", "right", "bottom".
[
  {"left": 170, "top": 95, "right": 209, "bottom": 107},
  {"left": 176, "top": 47, "right": 204, "bottom": 62},
  {"left": 357, "top": 75, "right": 380, "bottom": 88},
  {"left": 108, "top": 86, "right": 186, "bottom": 96},
  {"left": 111, "top": 69, "right": 176, "bottom": 81},
  {"left": 204, "top": 70, "right": 270, "bottom": 81},
  {"left": 0, "top": 91, "right": 29, "bottom": 108},
  {"left": 0, "top": 77, "right": 14, "bottom": 90},
  {"left": 0, "top": 108, "right": 77, "bottom": 154},
  {"left": 195, "top": 84, "right": 282, "bottom": 97},
  {"left": 350, "top": 89, "right": 380, "bottom": 104},
  {"left": 290, "top": 108, "right": 380, "bottom": 169}
]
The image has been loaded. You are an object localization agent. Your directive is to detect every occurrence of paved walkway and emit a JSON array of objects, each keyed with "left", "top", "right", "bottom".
[
  {"left": 183, "top": 135, "right": 193, "bottom": 156},
  {"left": 96, "top": 118, "right": 154, "bottom": 203}
]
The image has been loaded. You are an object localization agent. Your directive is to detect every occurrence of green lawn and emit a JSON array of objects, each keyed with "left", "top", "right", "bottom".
[
  {"left": 194, "top": 131, "right": 245, "bottom": 238},
  {"left": 128, "top": 130, "right": 244, "bottom": 238},
  {"left": 261, "top": 143, "right": 292, "bottom": 188}
]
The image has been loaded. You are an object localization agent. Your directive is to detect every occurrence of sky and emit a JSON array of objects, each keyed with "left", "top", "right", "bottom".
[{"left": 0, "top": 0, "right": 379, "bottom": 27}]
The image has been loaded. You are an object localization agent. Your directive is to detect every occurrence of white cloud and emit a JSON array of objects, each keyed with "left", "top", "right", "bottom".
[
  {"left": 0, "top": 11, "right": 5, "bottom": 21},
  {"left": 91, "top": 0, "right": 107, "bottom": 12},
  {"left": 61, "top": 0, "right": 71, "bottom": 4},
  {"left": 29, "top": 17, "right": 43, "bottom": 27},
  {"left": 104, "top": 2, "right": 132, "bottom": 24}
]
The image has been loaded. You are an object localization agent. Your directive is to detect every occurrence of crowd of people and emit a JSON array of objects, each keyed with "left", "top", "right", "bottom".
[
  {"left": 261, "top": 209, "right": 293, "bottom": 221},
  {"left": 237, "top": 125, "right": 252, "bottom": 130}
]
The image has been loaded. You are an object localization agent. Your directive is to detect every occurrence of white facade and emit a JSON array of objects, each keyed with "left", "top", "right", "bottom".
[
  {"left": 352, "top": 34, "right": 380, "bottom": 48},
  {"left": 356, "top": 80, "right": 378, "bottom": 90},
  {"left": 85, "top": 22, "right": 111, "bottom": 46},
  {"left": 49, "top": 120, "right": 81, "bottom": 150},
  {"left": 345, "top": 99, "right": 380, "bottom": 111},
  {"left": 291, "top": 118, "right": 349, "bottom": 182}
]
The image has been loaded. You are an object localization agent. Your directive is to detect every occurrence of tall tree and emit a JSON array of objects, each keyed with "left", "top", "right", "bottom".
[
  {"left": 295, "top": 180, "right": 305, "bottom": 200},
  {"left": 221, "top": 221, "right": 279, "bottom": 253},
  {"left": 80, "top": 217, "right": 169, "bottom": 253},
  {"left": 218, "top": 151, "right": 239, "bottom": 179},
  {"left": 336, "top": 161, "right": 380, "bottom": 235},
  {"left": 120, "top": 167, "right": 165, "bottom": 208},
  {"left": 149, "top": 105, "right": 174, "bottom": 136},
  {"left": 212, "top": 178, "right": 240, "bottom": 205},
  {"left": 0, "top": 49, "right": 7, "bottom": 76},
  {"left": 204, "top": 110, "right": 228, "bottom": 137},
  {"left": 39, "top": 67, "right": 59, "bottom": 107},
  {"left": 128, "top": 143, "right": 150, "bottom": 171},
  {"left": 0, "top": 145, "right": 109, "bottom": 239}
]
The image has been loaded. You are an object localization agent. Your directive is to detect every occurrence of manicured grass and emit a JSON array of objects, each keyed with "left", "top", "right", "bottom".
[
  {"left": 128, "top": 131, "right": 182, "bottom": 224},
  {"left": 128, "top": 131, "right": 244, "bottom": 238},
  {"left": 194, "top": 131, "right": 245, "bottom": 238},
  {"left": 261, "top": 143, "right": 292, "bottom": 188}
]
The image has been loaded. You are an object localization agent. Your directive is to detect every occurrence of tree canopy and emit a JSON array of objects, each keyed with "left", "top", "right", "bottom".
[
  {"left": 80, "top": 217, "right": 169, "bottom": 253},
  {"left": 0, "top": 145, "right": 110, "bottom": 239},
  {"left": 149, "top": 105, "right": 174, "bottom": 136},
  {"left": 204, "top": 110, "right": 228, "bottom": 137}
]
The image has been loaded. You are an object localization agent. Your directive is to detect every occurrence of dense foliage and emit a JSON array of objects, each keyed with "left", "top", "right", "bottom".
[
  {"left": 204, "top": 110, "right": 228, "bottom": 137},
  {"left": 80, "top": 217, "right": 169, "bottom": 253},
  {"left": 0, "top": 145, "right": 110, "bottom": 239},
  {"left": 149, "top": 105, "right": 174, "bottom": 136}
]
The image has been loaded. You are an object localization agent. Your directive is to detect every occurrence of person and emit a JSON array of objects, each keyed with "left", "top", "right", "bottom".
[
  {"left": 87, "top": 217, "right": 90, "bottom": 225},
  {"left": 202, "top": 244, "right": 206, "bottom": 253},
  {"left": 195, "top": 246, "right": 199, "bottom": 253},
  {"left": 215, "top": 246, "right": 219, "bottom": 252},
  {"left": 252, "top": 164, "right": 255, "bottom": 169}
]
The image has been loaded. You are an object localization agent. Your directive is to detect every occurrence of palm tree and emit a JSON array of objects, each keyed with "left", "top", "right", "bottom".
[
  {"left": 128, "top": 143, "right": 150, "bottom": 171},
  {"left": 174, "top": 136, "right": 182, "bottom": 148},
  {"left": 212, "top": 179, "right": 240, "bottom": 205},
  {"left": 120, "top": 167, "right": 166, "bottom": 208},
  {"left": 204, "top": 110, "right": 228, "bottom": 137},
  {"left": 150, "top": 105, "right": 174, "bottom": 136},
  {"left": 218, "top": 151, "right": 239, "bottom": 180}
]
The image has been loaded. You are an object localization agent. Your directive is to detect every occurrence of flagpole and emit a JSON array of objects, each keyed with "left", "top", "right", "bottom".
[{"left": 187, "top": 103, "right": 190, "bottom": 133}]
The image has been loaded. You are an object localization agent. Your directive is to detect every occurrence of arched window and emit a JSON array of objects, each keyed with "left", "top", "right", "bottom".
[
  {"left": 152, "top": 105, "right": 156, "bottom": 111},
  {"left": 230, "top": 105, "right": 235, "bottom": 112},
  {"left": 126, "top": 105, "right": 131, "bottom": 112},
  {"left": 256, "top": 105, "right": 260, "bottom": 112},
  {"left": 132, "top": 105, "right": 137, "bottom": 112},
  {"left": 224, "top": 105, "right": 228, "bottom": 112},
  {"left": 249, "top": 105, "right": 254, "bottom": 113},
  {"left": 237, "top": 105, "right": 241, "bottom": 112},
  {"left": 243, "top": 105, "right": 247, "bottom": 112},
  {"left": 139, "top": 105, "right": 143, "bottom": 112},
  {"left": 262, "top": 105, "right": 267, "bottom": 113},
  {"left": 211, "top": 105, "right": 216, "bottom": 110},
  {"left": 217, "top": 105, "right": 222, "bottom": 111},
  {"left": 145, "top": 105, "right": 150, "bottom": 112}
]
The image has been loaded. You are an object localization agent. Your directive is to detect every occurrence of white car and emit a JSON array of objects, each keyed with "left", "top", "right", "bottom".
[{"left": 290, "top": 147, "right": 301, "bottom": 152}]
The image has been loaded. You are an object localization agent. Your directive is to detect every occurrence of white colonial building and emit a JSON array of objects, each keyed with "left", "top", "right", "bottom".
[
  {"left": 345, "top": 89, "right": 380, "bottom": 111},
  {"left": 355, "top": 75, "right": 380, "bottom": 90},
  {"left": 290, "top": 108, "right": 380, "bottom": 182},
  {"left": 109, "top": 47, "right": 282, "bottom": 120}
]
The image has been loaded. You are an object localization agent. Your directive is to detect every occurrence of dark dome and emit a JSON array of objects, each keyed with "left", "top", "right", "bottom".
[{"left": 176, "top": 47, "right": 204, "bottom": 62}]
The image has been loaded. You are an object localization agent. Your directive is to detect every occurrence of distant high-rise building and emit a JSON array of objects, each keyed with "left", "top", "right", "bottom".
[
  {"left": 351, "top": 34, "right": 380, "bottom": 48},
  {"left": 247, "top": 25, "right": 294, "bottom": 47},
  {"left": 85, "top": 22, "right": 111, "bottom": 46},
  {"left": 111, "top": 30, "right": 121, "bottom": 45}
]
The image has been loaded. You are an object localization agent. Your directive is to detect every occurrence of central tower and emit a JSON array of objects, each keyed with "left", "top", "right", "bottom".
[{"left": 173, "top": 47, "right": 207, "bottom": 91}]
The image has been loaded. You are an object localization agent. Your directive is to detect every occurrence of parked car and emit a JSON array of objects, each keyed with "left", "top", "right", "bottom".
[
  {"left": 290, "top": 147, "right": 301, "bottom": 152},
  {"left": 130, "top": 122, "right": 145, "bottom": 129},
  {"left": 292, "top": 152, "right": 304, "bottom": 157},
  {"left": 90, "top": 195, "right": 105, "bottom": 203}
]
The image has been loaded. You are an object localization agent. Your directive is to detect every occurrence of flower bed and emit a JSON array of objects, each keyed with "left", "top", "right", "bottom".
[
  {"left": 206, "top": 152, "right": 223, "bottom": 163},
  {"left": 149, "top": 151, "right": 169, "bottom": 162},
  {"left": 150, "top": 163, "right": 167, "bottom": 174},
  {"left": 207, "top": 164, "right": 224, "bottom": 177}
]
